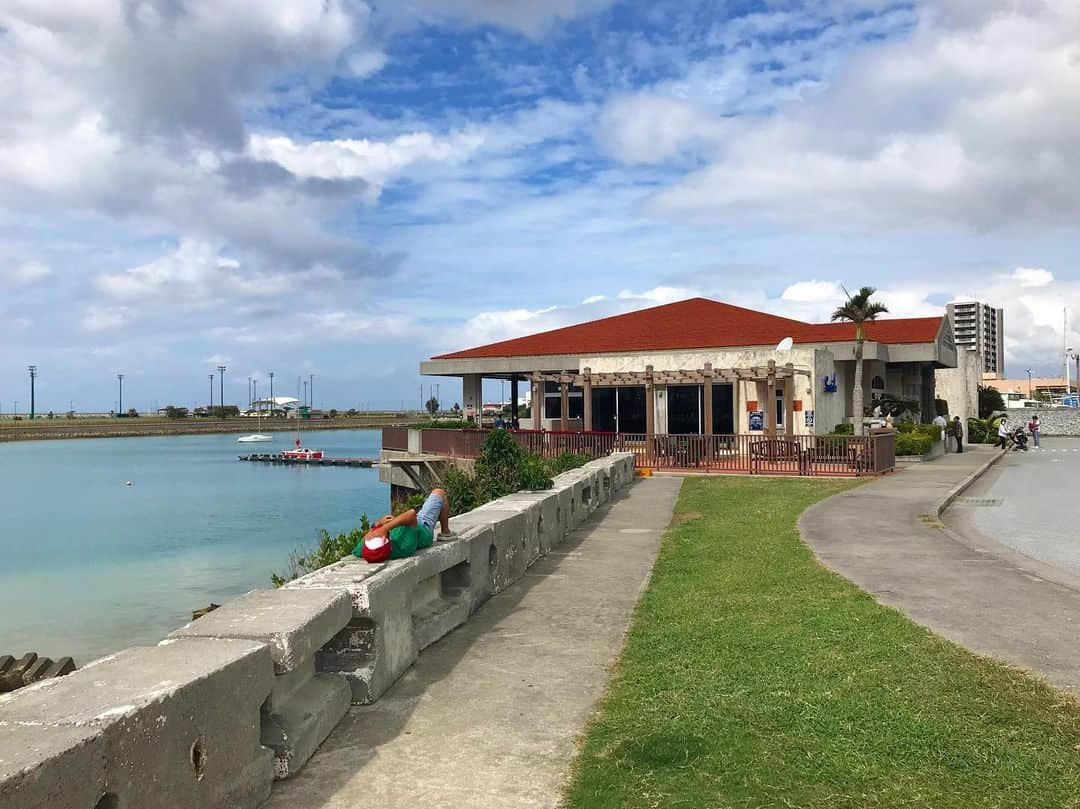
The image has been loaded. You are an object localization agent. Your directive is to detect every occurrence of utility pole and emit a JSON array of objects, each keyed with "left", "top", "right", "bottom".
[
  {"left": 248, "top": 376, "right": 253, "bottom": 410},
  {"left": 217, "top": 366, "right": 226, "bottom": 416},
  {"left": 1026, "top": 369, "right": 1033, "bottom": 399},
  {"left": 269, "top": 372, "right": 275, "bottom": 415},
  {"left": 309, "top": 373, "right": 314, "bottom": 410},
  {"left": 209, "top": 373, "right": 214, "bottom": 411},
  {"left": 303, "top": 380, "right": 308, "bottom": 409},
  {"left": 28, "top": 365, "right": 37, "bottom": 420},
  {"left": 118, "top": 373, "right": 124, "bottom": 416}
]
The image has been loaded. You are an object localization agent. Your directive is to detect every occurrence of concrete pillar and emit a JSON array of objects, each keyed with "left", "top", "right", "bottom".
[
  {"left": 766, "top": 360, "right": 777, "bottom": 437},
  {"left": 703, "top": 363, "right": 714, "bottom": 436},
  {"left": 559, "top": 378, "right": 569, "bottom": 431},
  {"left": 462, "top": 374, "right": 483, "bottom": 425},
  {"left": 784, "top": 375, "right": 795, "bottom": 436},
  {"left": 645, "top": 365, "right": 655, "bottom": 438},
  {"left": 583, "top": 367, "right": 593, "bottom": 432},
  {"left": 531, "top": 378, "right": 542, "bottom": 430}
]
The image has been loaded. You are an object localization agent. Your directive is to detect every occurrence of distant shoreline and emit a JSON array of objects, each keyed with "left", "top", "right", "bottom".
[{"left": 0, "top": 416, "right": 410, "bottom": 443}]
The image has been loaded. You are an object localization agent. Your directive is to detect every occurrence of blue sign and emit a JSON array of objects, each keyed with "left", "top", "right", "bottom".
[
  {"left": 823, "top": 374, "right": 837, "bottom": 393},
  {"left": 748, "top": 410, "right": 764, "bottom": 431},
  {"left": 1064, "top": 395, "right": 1079, "bottom": 407}
]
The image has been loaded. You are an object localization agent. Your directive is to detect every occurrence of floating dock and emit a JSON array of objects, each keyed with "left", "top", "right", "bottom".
[{"left": 239, "top": 453, "right": 376, "bottom": 467}]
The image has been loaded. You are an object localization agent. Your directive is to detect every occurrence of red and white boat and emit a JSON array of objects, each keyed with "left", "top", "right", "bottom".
[{"left": 282, "top": 435, "right": 323, "bottom": 460}]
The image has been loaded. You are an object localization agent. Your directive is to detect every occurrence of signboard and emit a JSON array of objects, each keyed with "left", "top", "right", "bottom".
[
  {"left": 804, "top": 410, "right": 815, "bottom": 428},
  {"left": 748, "top": 410, "right": 764, "bottom": 431},
  {"left": 1064, "top": 395, "right": 1080, "bottom": 408}
]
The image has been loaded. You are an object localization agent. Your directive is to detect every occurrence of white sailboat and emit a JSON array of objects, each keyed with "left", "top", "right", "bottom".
[{"left": 238, "top": 400, "right": 273, "bottom": 443}]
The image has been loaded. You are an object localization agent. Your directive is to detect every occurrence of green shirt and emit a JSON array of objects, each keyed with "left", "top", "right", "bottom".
[{"left": 388, "top": 523, "right": 434, "bottom": 558}]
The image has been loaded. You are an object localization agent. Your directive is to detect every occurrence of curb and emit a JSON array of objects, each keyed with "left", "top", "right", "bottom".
[{"left": 935, "top": 448, "right": 1008, "bottom": 518}]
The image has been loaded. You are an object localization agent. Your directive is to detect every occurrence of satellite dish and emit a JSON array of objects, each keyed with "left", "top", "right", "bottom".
[{"left": 776, "top": 337, "right": 794, "bottom": 351}]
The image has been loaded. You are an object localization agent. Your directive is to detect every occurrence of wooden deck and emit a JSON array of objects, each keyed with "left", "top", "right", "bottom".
[{"left": 238, "top": 453, "right": 376, "bottom": 467}]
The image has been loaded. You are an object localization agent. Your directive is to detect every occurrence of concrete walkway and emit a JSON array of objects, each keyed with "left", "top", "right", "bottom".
[
  {"left": 800, "top": 445, "right": 1080, "bottom": 695},
  {"left": 265, "top": 477, "right": 682, "bottom": 809}
]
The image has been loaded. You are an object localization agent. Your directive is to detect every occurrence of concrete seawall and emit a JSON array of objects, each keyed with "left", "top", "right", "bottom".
[{"left": 0, "top": 453, "right": 637, "bottom": 809}]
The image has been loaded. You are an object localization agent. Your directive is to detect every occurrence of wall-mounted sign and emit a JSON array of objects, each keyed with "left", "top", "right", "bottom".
[
  {"left": 793, "top": 399, "right": 803, "bottom": 412},
  {"left": 823, "top": 374, "right": 837, "bottom": 393},
  {"left": 746, "top": 400, "right": 759, "bottom": 412},
  {"left": 748, "top": 410, "right": 764, "bottom": 431},
  {"left": 805, "top": 410, "right": 815, "bottom": 428}
]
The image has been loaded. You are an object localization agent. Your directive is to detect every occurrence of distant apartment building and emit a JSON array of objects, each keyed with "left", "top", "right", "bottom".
[{"left": 946, "top": 300, "right": 1004, "bottom": 377}]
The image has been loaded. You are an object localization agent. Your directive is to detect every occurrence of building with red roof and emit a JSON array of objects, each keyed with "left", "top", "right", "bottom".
[{"left": 421, "top": 298, "right": 961, "bottom": 436}]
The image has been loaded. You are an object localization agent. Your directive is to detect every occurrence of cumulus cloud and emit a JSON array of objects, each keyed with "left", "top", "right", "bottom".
[
  {"left": 1012, "top": 267, "right": 1054, "bottom": 288},
  {"left": 596, "top": 95, "right": 726, "bottom": 164},
  {"left": 630, "top": 0, "right": 1080, "bottom": 231},
  {"left": 4, "top": 261, "right": 52, "bottom": 285},
  {"left": 81, "top": 305, "right": 130, "bottom": 332},
  {"left": 781, "top": 281, "right": 844, "bottom": 303}
]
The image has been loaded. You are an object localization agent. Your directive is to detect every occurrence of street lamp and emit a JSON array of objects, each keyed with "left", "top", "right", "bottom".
[
  {"left": 28, "top": 365, "right": 37, "bottom": 420},
  {"left": 1026, "top": 368, "right": 1033, "bottom": 400},
  {"left": 268, "top": 372, "right": 274, "bottom": 416},
  {"left": 217, "top": 366, "right": 226, "bottom": 416},
  {"left": 309, "top": 374, "right": 314, "bottom": 410},
  {"left": 208, "top": 373, "right": 214, "bottom": 411},
  {"left": 118, "top": 373, "right": 124, "bottom": 416}
]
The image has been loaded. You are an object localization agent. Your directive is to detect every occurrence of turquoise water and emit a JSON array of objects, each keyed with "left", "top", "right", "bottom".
[{"left": 0, "top": 430, "right": 388, "bottom": 664}]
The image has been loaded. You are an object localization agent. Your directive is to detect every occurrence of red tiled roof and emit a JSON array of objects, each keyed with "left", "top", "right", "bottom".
[{"left": 433, "top": 297, "right": 944, "bottom": 360}]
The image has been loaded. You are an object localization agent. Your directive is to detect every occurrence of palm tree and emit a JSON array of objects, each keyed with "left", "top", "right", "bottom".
[{"left": 831, "top": 286, "right": 889, "bottom": 436}]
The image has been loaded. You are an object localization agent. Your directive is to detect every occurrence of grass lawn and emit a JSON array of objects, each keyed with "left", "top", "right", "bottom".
[{"left": 564, "top": 477, "right": 1080, "bottom": 808}]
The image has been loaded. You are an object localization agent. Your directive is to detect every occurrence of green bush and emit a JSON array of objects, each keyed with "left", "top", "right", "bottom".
[
  {"left": 272, "top": 516, "right": 371, "bottom": 586},
  {"left": 897, "top": 422, "right": 915, "bottom": 433},
  {"left": 895, "top": 433, "right": 934, "bottom": 456},
  {"left": 443, "top": 465, "right": 482, "bottom": 514},
  {"left": 546, "top": 452, "right": 590, "bottom": 475},
  {"left": 832, "top": 423, "right": 854, "bottom": 435}
]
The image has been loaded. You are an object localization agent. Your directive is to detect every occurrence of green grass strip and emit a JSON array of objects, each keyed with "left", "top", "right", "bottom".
[{"left": 564, "top": 477, "right": 1080, "bottom": 809}]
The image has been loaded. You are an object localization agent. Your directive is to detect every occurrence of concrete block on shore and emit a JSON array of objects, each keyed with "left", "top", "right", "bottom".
[
  {"left": 0, "top": 638, "right": 274, "bottom": 809},
  {"left": 261, "top": 673, "right": 351, "bottom": 780},
  {"left": 170, "top": 588, "right": 352, "bottom": 674}
]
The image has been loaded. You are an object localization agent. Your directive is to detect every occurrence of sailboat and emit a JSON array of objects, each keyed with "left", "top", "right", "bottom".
[
  {"left": 238, "top": 400, "right": 273, "bottom": 443},
  {"left": 281, "top": 410, "right": 323, "bottom": 460}
]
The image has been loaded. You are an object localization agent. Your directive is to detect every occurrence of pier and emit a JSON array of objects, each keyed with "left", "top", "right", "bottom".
[{"left": 239, "top": 453, "right": 376, "bottom": 467}]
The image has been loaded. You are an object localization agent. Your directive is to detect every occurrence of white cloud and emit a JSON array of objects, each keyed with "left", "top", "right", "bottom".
[
  {"left": 596, "top": 95, "right": 725, "bottom": 164},
  {"left": 781, "top": 281, "right": 843, "bottom": 303},
  {"left": 633, "top": 0, "right": 1080, "bottom": 230},
  {"left": 81, "top": 305, "right": 129, "bottom": 332},
  {"left": 248, "top": 130, "right": 485, "bottom": 199},
  {"left": 1012, "top": 267, "right": 1054, "bottom": 288},
  {"left": 616, "top": 286, "right": 696, "bottom": 304},
  {"left": 4, "top": 261, "right": 52, "bottom": 285}
]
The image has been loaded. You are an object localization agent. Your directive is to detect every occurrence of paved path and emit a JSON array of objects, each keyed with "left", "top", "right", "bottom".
[
  {"left": 800, "top": 445, "right": 1080, "bottom": 695},
  {"left": 265, "top": 477, "right": 683, "bottom": 809}
]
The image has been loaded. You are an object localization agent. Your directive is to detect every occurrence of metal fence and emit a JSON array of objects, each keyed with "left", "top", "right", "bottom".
[
  {"left": 381, "top": 426, "right": 410, "bottom": 451},
  {"left": 381, "top": 427, "right": 895, "bottom": 477}
]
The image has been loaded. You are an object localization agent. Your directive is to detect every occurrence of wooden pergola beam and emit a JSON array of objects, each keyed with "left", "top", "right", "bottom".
[{"left": 526, "top": 365, "right": 810, "bottom": 387}]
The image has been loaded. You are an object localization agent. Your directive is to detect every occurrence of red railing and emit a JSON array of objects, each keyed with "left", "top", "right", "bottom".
[
  {"left": 381, "top": 426, "right": 410, "bottom": 451},
  {"left": 385, "top": 428, "right": 895, "bottom": 476}
]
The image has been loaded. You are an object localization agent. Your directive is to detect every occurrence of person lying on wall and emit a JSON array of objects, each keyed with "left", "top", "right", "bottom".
[{"left": 355, "top": 488, "right": 451, "bottom": 563}]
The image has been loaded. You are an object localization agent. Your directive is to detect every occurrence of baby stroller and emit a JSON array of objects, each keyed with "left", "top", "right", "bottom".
[{"left": 1008, "top": 426, "right": 1029, "bottom": 451}]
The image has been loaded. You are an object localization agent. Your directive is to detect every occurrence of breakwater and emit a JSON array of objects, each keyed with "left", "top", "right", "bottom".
[{"left": 0, "top": 453, "right": 637, "bottom": 809}]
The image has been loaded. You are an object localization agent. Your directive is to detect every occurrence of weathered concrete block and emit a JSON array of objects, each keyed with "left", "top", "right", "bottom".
[
  {"left": 170, "top": 588, "right": 352, "bottom": 674},
  {"left": 0, "top": 723, "right": 104, "bottom": 809},
  {"left": 500, "top": 490, "right": 561, "bottom": 557},
  {"left": 261, "top": 673, "right": 350, "bottom": 780},
  {"left": 0, "top": 638, "right": 274, "bottom": 809}
]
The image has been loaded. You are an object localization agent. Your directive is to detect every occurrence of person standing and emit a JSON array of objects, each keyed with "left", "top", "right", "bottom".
[
  {"left": 1029, "top": 414, "right": 1041, "bottom": 449},
  {"left": 951, "top": 416, "right": 964, "bottom": 454},
  {"left": 997, "top": 417, "right": 1009, "bottom": 449}
]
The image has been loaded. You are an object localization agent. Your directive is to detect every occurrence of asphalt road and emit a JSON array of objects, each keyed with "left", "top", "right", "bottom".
[{"left": 949, "top": 437, "right": 1080, "bottom": 589}]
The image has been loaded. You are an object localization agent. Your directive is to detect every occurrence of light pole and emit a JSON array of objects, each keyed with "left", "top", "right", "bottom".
[
  {"left": 1026, "top": 369, "right": 1033, "bottom": 399},
  {"left": 28, "top": 365, "right": 37, "bottom": 420},
  {"left": 268, "top": 372, "right": 274, "bottom": 416},
  {"left": 208, "top": 373, "right": 214, "bottom": 411},
  {"left": 248, "top": 376, "right": 252, "bottom": 411},
  {"left": 303, "top": 380, "right": 308, "bottom": 409},
  {"left": 309, "top": 374, "right": 314, "bottom": 410},
  {"left": 217, "top": 366, "right": 226, "bottom": 416},
  {"left": 118, "top": 374, "right": 124, "bottom": 416},
  {"left": 253, "top": 379, "right": 259, "bottom": 414},
  {"left": 1068, "top": 349, "right": 1077, "bottom": 400}
]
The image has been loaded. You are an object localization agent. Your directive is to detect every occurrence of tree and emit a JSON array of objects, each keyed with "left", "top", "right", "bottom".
[
  {"left": 978, "top": 385, "right": 1005, "bottom": 418},
  {"left": 425, "top": 395, "right": 439, "bottom": 415},
  {"left": 831, "top": 286, "right": 889, "bottom": 436},
  {"left": 126, "top": 408, "right": 139, "bottom": 418},
  {"left": 164, "top": 405, "right": 189, "bottom": 419}
]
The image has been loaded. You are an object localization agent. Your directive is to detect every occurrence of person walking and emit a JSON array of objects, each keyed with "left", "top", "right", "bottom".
[
  {"left": 997, "top": 417, "right": 1009, "bottom": 450},
  {"left": 951, "top": 415, "right": 964, "bottom": 453},
  {"left": 1028, "top": 414, "right": 1041, "bottom": 449}
]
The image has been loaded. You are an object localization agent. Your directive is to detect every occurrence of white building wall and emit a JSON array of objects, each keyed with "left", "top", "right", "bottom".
[{"left": 935, "top": 347, "right": 980, "bottom": 423}]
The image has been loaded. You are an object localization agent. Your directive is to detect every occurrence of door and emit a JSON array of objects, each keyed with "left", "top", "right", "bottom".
[
  {"left": 668, "top": 385, "right": 701, "bottom": 434},
  {"left": 712, "top": 384, "right": 734, "bottom": 434},
  {"left": 591, "top": 388, "right": 616, "bottom": 432}
]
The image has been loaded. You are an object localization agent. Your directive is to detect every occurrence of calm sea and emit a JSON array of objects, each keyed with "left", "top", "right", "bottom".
[{"left": 0, "top": 429, "right": 388, "bottom": 664}]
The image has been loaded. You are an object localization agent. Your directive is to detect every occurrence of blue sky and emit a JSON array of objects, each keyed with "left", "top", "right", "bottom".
[{"left": 2, "top": 0, "right": 1079, "bottom": 412}]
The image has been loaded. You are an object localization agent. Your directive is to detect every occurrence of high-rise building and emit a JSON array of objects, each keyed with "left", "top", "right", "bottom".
[{"left": 947, "top": 300, "right": 1004, "bottom": 377}]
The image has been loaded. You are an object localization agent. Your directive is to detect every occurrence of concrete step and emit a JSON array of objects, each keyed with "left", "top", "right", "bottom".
[{"left": 262, "top": 674, "right": 351, "bottom": 780}]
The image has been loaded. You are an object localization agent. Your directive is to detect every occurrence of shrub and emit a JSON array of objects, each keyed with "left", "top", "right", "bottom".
[
  {"left": 895, "top": 433, "right": 933, "bottom": 456},
  {"left": 272, "top": 516, "right": 371, "bottom": 586},
  {"left": 978, "top": 385, "right": 1005, "bottom": 418},
  {"left": 897, "top": 422, "right": 915, "bottom": 433},
  {"left": 832, "top": 423, "right": 854, "bottom": 435},
  {"left": 546, "top": 452, "right": 590, "bottom": 476}
]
